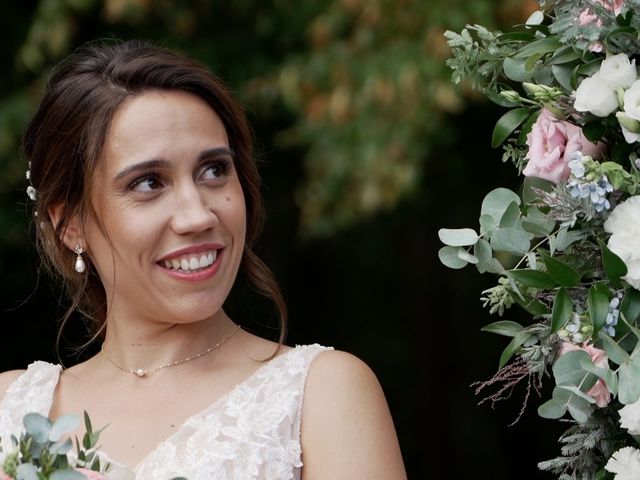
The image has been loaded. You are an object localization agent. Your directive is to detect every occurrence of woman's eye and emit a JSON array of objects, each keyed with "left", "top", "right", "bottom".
[
  {"left": 128, "top": 175, "right": 163, "bottom": 193},
  {"left": 200, "top": 159, "right": 231, "bottom": 181}
]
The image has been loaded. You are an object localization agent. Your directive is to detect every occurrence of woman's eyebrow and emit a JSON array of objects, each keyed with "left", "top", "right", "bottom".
[
  {"left": 113, "top": 159, "right": 173, "bottom": 182},
  {"left": 113, "top": 147, "right": 234, "bottom": 182},
  {"left": 197, "top": 147, "right": 235, "bottom": 160}
]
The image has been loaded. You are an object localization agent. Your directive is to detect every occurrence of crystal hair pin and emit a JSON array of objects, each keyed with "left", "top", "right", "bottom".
[{"left": 26, "top": 162, "right": 37, "bottom": 201}]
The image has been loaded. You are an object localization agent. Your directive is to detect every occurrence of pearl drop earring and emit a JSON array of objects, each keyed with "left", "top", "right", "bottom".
[{"left": 74, "top": 245, "right": 86, "bottom": 273}]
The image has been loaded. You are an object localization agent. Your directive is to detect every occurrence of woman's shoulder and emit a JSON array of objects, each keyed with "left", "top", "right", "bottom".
[
  {"left": 306, "top": 348, "right": 377, "bottom": 384},
  {"left": 301, "top": 349, "right": 407, "bottom": 479}
]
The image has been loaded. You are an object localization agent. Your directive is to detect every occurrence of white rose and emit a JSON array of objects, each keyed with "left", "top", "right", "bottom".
[
  {"left": 604, "top": 196, "right": 640, "bottom": 289},
  {"left": 620, "top": 398, "right": 640, "bottom": 435},
  {"left": 621, "top": 125, "right": 640, "bottom": 143},
  {"left": 624, "top": 80, "right": 640, "bottom": 121},
  {"left": 600, "top": 53, "right": 637, "bottom": 90},
  {"left": 605, "top": 447, "right": 640, "bottom": 480},
  {"left": 574, "top": 72, "right": 619, "bottom": 117}
]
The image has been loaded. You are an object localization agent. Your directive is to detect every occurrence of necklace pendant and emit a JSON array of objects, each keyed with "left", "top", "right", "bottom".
[{"left": 134, "top": 368, "right": 146, "bottom": 377}]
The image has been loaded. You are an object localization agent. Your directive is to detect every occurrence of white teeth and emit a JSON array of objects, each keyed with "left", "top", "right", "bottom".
[{"left": 162, "top": 250, "right": 219, "bottom": 271}]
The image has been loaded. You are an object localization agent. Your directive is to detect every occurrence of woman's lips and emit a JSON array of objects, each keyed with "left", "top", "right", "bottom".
[{"left": 158, "top": 247, "right": 224, "bottom": 281}]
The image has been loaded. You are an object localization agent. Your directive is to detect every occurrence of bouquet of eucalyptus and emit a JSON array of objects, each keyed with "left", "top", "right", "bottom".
[
  {"left": 0, "top": 412, "right": 122, "bottom": 480},
  {"left": 440, "top": 0, "right": 640, "bottom": 478}
]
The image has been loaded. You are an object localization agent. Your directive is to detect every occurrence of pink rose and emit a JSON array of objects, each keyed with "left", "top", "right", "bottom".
[
  {"left": 579, "top": 9, "right": 602, "bottom": 26},
  {"left": 523, "top": 109, "right": 604, "bottom": 184},
  {"left": 599, "top": 0, "right": 623, "bottom": 15},
  {"left": 579, "top": 0, "right": 623, "bottom": 24},
  {"left": 0, "top": 469, "right": 12, "bottom": 480},
  {"left": 76, "top": 468, "right": 106, "bottom": 480},
  {"left": 559, "top": 342, "right": 611, "bottom": 407}
]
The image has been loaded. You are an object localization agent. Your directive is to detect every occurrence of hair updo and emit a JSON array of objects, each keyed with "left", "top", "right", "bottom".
[{"left": 22, "top": 40, "right": 286, "bottom": 345}]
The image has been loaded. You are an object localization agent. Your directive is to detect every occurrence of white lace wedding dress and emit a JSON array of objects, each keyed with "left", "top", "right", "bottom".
[{"left": 0, "top": 344, "right": 331, "bottom": 480}]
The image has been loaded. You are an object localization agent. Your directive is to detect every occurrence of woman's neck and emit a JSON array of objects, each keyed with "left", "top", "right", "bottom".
[{"left": 99, "top": 309, "right": 238, "bottom": 375}]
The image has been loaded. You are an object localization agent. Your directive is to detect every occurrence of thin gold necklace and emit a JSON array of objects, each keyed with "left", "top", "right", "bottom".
[{"left": 100, "top": 325, "right": 242, "bottom": 377}]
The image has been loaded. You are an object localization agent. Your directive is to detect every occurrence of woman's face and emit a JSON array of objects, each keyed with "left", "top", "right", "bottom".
[{"left": 82, "top": 89, "right": 246, "bottom": 325}]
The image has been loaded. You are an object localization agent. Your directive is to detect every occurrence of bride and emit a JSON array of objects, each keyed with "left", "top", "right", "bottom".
[{"left": 0, "top": 40, "right": 406, "bottom": 479}]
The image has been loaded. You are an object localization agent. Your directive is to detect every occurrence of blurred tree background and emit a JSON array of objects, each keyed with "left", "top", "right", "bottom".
[{"left": 0, "top": 0, "right": 566, "bottom": 478}]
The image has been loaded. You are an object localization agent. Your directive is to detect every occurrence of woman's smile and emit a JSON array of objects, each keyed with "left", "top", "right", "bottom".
[{"left": 157, "top": 243, "right": 225, "bottom": 281}]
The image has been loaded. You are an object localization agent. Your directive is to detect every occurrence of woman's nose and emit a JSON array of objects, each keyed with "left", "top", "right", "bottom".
[{"left": 170, "top": 183, "right": 218, "bottom": 235}]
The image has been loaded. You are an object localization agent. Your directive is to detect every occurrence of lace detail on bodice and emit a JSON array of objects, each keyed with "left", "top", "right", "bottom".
[
  {"left": 0, "top": 361, "right": 62, "bottom": 456},
  {"left": 0, "top": 345, "right": 331, "bottom": 480}
]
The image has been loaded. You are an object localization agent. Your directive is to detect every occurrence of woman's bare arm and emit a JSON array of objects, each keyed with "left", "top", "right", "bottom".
[{"left": 301, "top": 350, "right": 407, "bottom": 480}]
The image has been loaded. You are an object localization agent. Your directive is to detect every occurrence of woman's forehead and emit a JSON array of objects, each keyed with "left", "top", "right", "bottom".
[{"left": 101, "top": 90, "right": 229, "bottom": 172}]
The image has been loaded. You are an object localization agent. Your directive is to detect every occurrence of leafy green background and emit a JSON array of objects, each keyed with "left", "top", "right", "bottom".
[{"left": 0, "top": 0, "right": 564, "bottom": 478}]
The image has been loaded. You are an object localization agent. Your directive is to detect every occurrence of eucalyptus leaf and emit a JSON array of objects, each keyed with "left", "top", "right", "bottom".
[
  {"left": 549, "top": 45, "right": 579, "bottom": 64},
  {"left": 503, "top": 56, "right": 533, "bottom": 82},
  {"left": 458, "top": 250, "right": 479, "bottom": 264},
  {"left": 558, "top": 384, "right": 598, "bottom": 404},
  {"left": 579, "top": 355, "right": 618, "bottom": 395},
  {"left": 553, "top": 350, "right": 597, "bottom": 389},
  {"left": 598, "top": 330, "right": 631, "bottom": 365},
  {"left": 438, "top": 246, "right": 468, "bottom": 269},
  {"left": 438, "top": 228, "right": 479, "bottom": 247},
  {"left": 479, "top": 214, "right": 498, "bottom": 237},
  {"left": 551, "top": 287, "right": 573, "bottom": 333},
  {"left": 24, "top": 412, "right": 51, "bottom": 444},
  {"left": 553, "top": 226, "right": 585, "bottom": 252},
  {"left": 50, "top": 438, "right": 73, "bottom": 456},
  {"left": 481, "top": 320, "right": 524, "bottom": 337},
  {"left": 538, "top": 396, "right": 567, "bottom": 419},
  {"left": 50, "top": 414, "right": 80, "bottom": 442},
  {"left": 478, "top": 257, "right": 505, "bottom": 274},
  {"left": 499, "top": 201, "right": 521, "bottom": 228},
  {"left": 481, "top": 189, "right": 521, "bottom": 224},
  {"left": 538, "top": 385, "right": 593, "bottom": 423},
  {"left": 513, "top": 36, "right": 562, "bottom": 58},
  {"left": 49, "top": 470, "right": 88, "bottom": 480},
  {"left": 16, "top": 464, "right": 39, "bottom": 480},
  {"left": 474, "top": 238, "right": 491, "bottom": 264},
  {"left": 551, "top": 64, "right": 574, "bottom": 92},
  {"left": 619, "top": 353, "right": 640, "bottom": 404},
  {"left": 525, "top": 10, "right": 544, "bottom": 25},
  {"left": 522, "top": 219, "right": 554, "bottom": 236},
  {"left": 490, "top": 228, "right": 530, "bottom": 255},
  {"left": 525, "top": 51, "right": 543, "bottom": 71}
]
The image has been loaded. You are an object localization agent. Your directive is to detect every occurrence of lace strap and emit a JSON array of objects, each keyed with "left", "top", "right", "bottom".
[
  {"left": 0, "top": 361, "right": 62, "bottom": 430},
  {"left": 290, "top": 345, "right": 333, "bottom": 450}
]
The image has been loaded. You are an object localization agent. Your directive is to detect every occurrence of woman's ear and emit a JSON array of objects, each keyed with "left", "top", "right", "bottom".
[{"left": 48, "top": 203, "right": 84, "bottom": 251}]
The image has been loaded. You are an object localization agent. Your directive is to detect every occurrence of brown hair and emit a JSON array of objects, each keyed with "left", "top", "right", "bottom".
[{"left": 22, "top": 39, "right": 286, "bottom": 346}]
